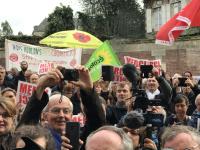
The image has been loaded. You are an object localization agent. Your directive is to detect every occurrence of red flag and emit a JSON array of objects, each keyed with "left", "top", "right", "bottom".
[{"left": 156, "top": 0, "right": 200, "bottom": 46}]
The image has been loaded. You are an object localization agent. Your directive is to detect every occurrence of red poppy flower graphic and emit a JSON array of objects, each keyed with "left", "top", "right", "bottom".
[
  {"left": 70, "top": 59, "right": 77, "bottom": 67},
  {"left": 73, "top": 32, "right": 91, "bottom": 43},
  {"left": 9, "top": 53, "right": 18, "bottom": 62}
]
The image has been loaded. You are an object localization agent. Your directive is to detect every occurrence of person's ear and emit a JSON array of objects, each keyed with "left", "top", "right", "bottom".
[{"left": 42, "top": 112, "right": 48, "bottom": 121}]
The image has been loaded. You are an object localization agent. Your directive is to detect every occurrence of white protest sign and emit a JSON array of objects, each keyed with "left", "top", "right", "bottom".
[{"left": 5, "top": 39, "right": 82, "bottom": 72}]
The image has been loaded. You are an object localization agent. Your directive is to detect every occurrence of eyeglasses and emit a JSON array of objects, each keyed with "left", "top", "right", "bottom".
[
  {"left": 49, "top": 107, "right": 72, "bottom": 115},
  {"left": 0, "top": 112, "right": 11, "bottom": 118}
]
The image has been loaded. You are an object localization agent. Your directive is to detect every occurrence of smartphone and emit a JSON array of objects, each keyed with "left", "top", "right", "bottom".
[
  {"left": 178, "top": 77, "right": 187, "bottom": 87},
  {"left": 65, "top": 122, "right": 80, "bottom": 150},
  {"left": 140, "top": 65, "right": 153, "bottom": 78},
  {"left": 101, "top": 65, "right": 114, "bottom": 81}
]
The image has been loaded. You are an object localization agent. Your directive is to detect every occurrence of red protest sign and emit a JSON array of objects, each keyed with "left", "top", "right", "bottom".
[
  {"left": 113, "top": 66, "right": 126, "bottom": 82},
  {"left": 16, "top": 81, "right": 51, "bottom": 107},
  {"left": 38, "top": 62, "right": 54, "bottom": 75},
  {"left": 17, "top": 81, "right": 36, "bottom": 106}
]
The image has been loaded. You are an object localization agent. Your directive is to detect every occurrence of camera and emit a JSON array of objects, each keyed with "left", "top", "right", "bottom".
[
  {"left": 178, "top": 77, "right": 187, "bottom": 87},
  {"left": 143, "top": 111, "right": 164, "bottom": 128},
  {"left": 133, "top": 95, "right": 163, "bottom": 112},
  {"left": 60, "top": 68, "right": 79, "bottom": 81},
  {"left": 140, "top": 65, "right": 153, "bottom": 78}
]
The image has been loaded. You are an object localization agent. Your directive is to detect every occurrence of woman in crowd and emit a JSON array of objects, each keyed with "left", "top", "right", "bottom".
[
  {"left": 0, "top": 97, "right": 17, "bottom": 149},
  {"left": 165, "top": 94, "right": 191, "bottom": 126}
]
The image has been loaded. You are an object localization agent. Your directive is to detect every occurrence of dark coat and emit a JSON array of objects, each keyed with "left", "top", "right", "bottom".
[{"left": 106, "top": 106, "right": 127, "bottom": 125}]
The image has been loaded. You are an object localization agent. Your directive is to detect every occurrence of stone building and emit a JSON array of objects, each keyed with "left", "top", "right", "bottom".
[{"left": 145, "top": 0, "right": 190, "bottom": 34}]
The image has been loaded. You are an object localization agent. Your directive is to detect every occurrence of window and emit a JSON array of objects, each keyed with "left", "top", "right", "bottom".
[
  {"left": 152, "top": 7, "right": 162, "bottom": 31},
  {"left": 170, "top": 0, "right": 182, "bottom": 17}
]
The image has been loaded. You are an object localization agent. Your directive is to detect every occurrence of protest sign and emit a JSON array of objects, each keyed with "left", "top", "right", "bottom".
[
  {"left": 38, "top": 62, "right": 54, "bottom": 75},
  {"left": 16, "top": 81, "right": 51, "bottom": 107},
  {"left": 113, "top": 66, "right": 126, "bottom": 82},
  {"left": 124, "top": 56, "right": 162, "bottom": 75},
  {"left": 5, "top": 39, "right": 82, "bottom": 72}
]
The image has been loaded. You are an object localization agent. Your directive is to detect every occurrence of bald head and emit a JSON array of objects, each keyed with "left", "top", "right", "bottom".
[
  {"left": 86, "top": 126, "right": 133, "bottom": 150},
  {"left": 86, "top": 130, "right": 123, "bottom": 150},
  {"left": 47, "top": 94, "right": 73, "bottom": 112}
]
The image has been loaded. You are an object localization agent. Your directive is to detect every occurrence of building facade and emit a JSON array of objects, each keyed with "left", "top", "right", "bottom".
[{"left": 145, "top": 0, "right": 190, "bottom": 33}]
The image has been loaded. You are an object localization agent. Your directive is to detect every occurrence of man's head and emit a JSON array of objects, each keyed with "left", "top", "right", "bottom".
[
  {"left": 0, "top": 65, "right": 6, "bottom": 83},
  {"left": 182, "top": 86, "right": 192, "bottom": 96},
  {"left": 20, "top": 61, "right": 28, "bottom": 72},
  {"left": 162, "top": 125, "right": 200, "bottom": 150},
  {"left": 174, "top": 94, "right": 189, "bottom": 117},
  {"left": 116, "top": 82, "right": 132, "bottom": 103},
  {"left": 43, "top": 94, "right": 73, "bottom": 134},
  {"left": 1, "top": 88, "right": 17, "bottom": 104},
  {"left": 10, "top": 67, "right": 18, "bottom": 76},
  {"left": 30, "top": 73, "right": 39, "bottom": 84},
  {"left": 86, "top": 126, "right": 133, "bottom": 150},
  {"left": 146, "top": 76, "right": 159, "bottom": 92},
  {"left": 94, "top": 81, "right": 102, "bottom": 94}
]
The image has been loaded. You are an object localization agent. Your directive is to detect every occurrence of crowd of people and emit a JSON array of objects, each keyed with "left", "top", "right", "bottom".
[{"left": 0, "top": 60, "right": 200, "bottom": 150}]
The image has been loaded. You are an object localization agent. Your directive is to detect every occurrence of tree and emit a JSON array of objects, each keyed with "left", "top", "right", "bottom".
[
  {"left": 44, "top": 4, "right": 75, "bottom": 36},
  {"left": 1, "top": 20, "right": 13, "bottom": 36},
  {"left": 18, "top": 31, "right": 23, "bottom": 36},
  {"left": 81, "top": 0, "right": 145, "bottom": 39}
]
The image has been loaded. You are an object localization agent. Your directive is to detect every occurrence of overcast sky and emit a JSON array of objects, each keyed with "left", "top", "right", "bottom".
[{"left": 0, "top": 0, "right": 143, "bottom": 35}]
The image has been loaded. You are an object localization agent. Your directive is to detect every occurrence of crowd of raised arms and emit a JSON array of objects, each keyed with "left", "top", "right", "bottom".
[{"left": 0, "top": 61, "right": 200, "bottom": 150}]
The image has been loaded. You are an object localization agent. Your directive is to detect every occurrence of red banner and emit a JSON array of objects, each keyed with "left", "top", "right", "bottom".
[{"left": 156, "top": 0, "right": 200, "bottom": 45}]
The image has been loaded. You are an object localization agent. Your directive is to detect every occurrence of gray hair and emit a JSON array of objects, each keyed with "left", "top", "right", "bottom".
[
  {"left": 161, "top": 125, "right": 200, "bottom": 147},
  {"left": 86, "top": 125, "right": 133, "bottom": 150}
]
